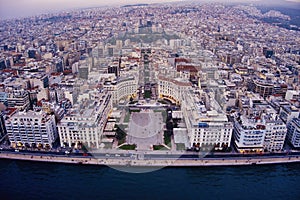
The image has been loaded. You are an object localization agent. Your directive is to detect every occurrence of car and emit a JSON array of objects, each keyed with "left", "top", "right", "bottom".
[
  {"left": 186, "top": 147, "right": 193, "bottom": 151},
  {"left": 15, "top": 149, "right": 19, "bottom": 152}
]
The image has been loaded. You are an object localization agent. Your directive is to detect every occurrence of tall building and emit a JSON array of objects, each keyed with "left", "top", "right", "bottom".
[
  {"left": 6, "top": 89, "right": 30, "bottom": 111},
  {"left": 287, "top": 118, "right": 300, "bottom": 148},
  {"left": 58, "top": 90, "right": 112, "bottom": 149},
  {"left": 233, "top": 113, "right": 266, "bottom": 153},
  {"left": 29, "top": 74, "right": 49, "bottom": 89},
  {"left": 55, "top": 58, "right": 64, "bottom": 73},
  {"left": 158, "top": 71, "right": 191, "bottom": 105},
  {"left": 103, "top": 76, "right": 138, "bottom": 104},
  {"left": 181, "top": 90, "right": 233, "bottom": 150},
  {"left": 235, "top": 93, "right": 287, "bottom": 152},
  {"left": 263, "top": 112, "right": 287, "bottom": 152},
  {"left": 5, "top": 110, "right": 58, "bottom": 148},
  {"left": 279, "top": 105, "right": 300, "bottom": 123},
  {"left": 78, "top": 65, "right": 89, "bottom": 79},
  {"left": 233, "top": 108, "right": 288, "bottom": 153}
]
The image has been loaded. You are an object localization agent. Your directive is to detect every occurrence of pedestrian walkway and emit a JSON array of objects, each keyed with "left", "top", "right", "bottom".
[
  {"left": 127, "top": 111, "right": 164, "bottom": 150},
  {"left": 1, "top": 152, "right": 300, "bottom": 167}
]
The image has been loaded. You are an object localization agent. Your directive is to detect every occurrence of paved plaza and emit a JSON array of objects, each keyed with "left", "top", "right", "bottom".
[{"left": 127, "top": 110, "right": 164, "bottom": 150}]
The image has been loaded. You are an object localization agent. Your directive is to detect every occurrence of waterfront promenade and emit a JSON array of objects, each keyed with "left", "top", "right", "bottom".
[{"left": 1, "top": 151, "right": 300, "bottom": 167}]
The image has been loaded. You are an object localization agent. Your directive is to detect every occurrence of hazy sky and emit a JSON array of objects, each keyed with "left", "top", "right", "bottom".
[
  {"left": 0, "top": 0, "right": 181, "bottom": 19},
  {"left": 0, "top": 0, "right": 299, "bottom": 19}
]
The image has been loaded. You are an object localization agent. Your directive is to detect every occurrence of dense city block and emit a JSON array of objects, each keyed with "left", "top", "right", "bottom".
[{"left": 0, "top": 2, "right": 299, "bottom": 157}]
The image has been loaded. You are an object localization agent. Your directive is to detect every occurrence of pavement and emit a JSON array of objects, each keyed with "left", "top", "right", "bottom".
[
  {"left": 1, "top": 151, "right": 300, "bottom": 167},
  {"left": 127, "top": 110, "right": 164, "bottom": 150}
]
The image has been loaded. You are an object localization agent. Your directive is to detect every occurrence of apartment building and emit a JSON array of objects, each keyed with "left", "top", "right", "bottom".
[
  {"left": 5, "top": 110, "right": 57, "bottom": 148},
  {"left": 58, "top": 90, "right": 112, "bottom": 149},
  {"left": 181, "top": 90, "right": 233, "bottom": 150}
]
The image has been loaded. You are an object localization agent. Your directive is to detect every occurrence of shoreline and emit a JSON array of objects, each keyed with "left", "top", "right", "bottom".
[{"left": 1, "top": 152, "right": 300, "bottom": 167}]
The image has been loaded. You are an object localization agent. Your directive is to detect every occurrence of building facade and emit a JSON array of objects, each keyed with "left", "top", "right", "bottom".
[
  {"left": 158, "top": 75, "right": 191, "bottom": 105},
  {"left": 233, "top": 114, "right": 266, "bottom": 153},
  {"left": 5, "top": 110, "right": 57, "bottom": 148},
  {"left": 263, "top": 114, "right": 287, "bottom": 152},
  {"left": 103, "top": 76, "right": 138, "bottom": 104},
  {"left": 6, "top": 89, "right": 30, "bottom": 111},
  {"left": 181, "top": 90, "right": 233, "bottom": 150},
  {"left": 287, "top": 118, "right": 300, "bottom": 148},
  {"left": 58, "top": 90, "right": 112, "bottom": 149},
  {"left": 279, "top": 105, "right": 300, "bottom": 123}
]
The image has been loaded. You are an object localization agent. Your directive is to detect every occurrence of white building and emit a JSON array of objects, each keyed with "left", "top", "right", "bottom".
[
  {"left": 263, "top": 111, "right": 287, "bottom": 152},
  {"left": 103, "top": 76, "right": 138, "bottom": 104},
  {"left": 279, "top": 105, "right": 299, "bottom": 123},
  {"left": 285, "top": 90, "right": 300, "bottom": 101},
  {"left": 158, "top": 75, "right": 191, "bottom": 105},
  {"left": 233, "top": 113, "right": 266, "bottom": 153},
  {"left": 28, "top": 74, "right": 49, "bottom": 89},
  {"left": 5, "top": 110, "right": 57, "bottom": 148},
  {"left": 234, "top": 94, "right": 287, "bottom": 152},
  {"left": 58, "top": 90, "right": 112, "bottom": 149},
  {"left": 287, "top": 118, "right": 300, "bottom": 148},
  {"left": 181, "top": 90, "right": 233, "bottom": 150}
]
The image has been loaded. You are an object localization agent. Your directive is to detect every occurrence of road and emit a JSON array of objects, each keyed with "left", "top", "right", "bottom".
[{"left": 1, "top": 148, "right": 300, "bottom": 161}]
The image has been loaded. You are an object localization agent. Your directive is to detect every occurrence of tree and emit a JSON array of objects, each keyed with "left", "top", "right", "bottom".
[{"left": 166, "top": 121, "right": 173, "bottom": 130}]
